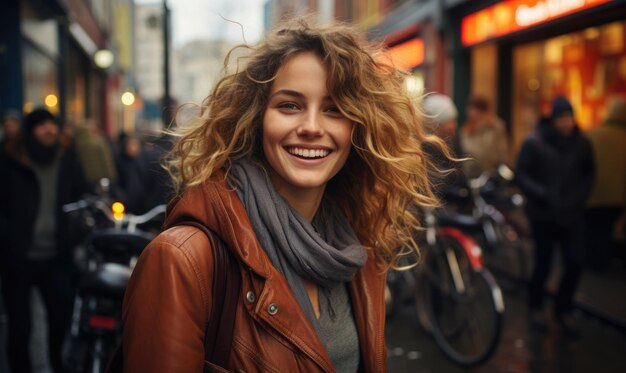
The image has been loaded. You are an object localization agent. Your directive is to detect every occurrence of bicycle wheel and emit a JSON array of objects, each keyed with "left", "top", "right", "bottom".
[{"left": 423, "top": 235, "right": 504, "bottom": 367}]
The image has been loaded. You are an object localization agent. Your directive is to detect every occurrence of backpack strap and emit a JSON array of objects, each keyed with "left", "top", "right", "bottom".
[
  {"left": 178, "top": 221, "right": 241, "bottom": 368},
  {"left": 105, "top": 222, "right": 240, "bottom": 372}
]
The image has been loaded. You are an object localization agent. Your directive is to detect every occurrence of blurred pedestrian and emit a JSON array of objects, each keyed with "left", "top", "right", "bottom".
[
  {"left": 1, "top": 110, "right": 22, "bottom": 158},
  {"left": 114, "top": 132, "right": 142, "bottom": 193},
  {"left": 422, "top": 93, "right": 469, "bottom": 207},
  {"left": 515, "top": 96, "right": 595, "bottom": 334},
  {"left": 74, "top": 118, "right": 118, "bottom": 192},
  {"left": 460, "top": 95, "right": 509, "bottom": 178},
  {"left": 124, "top": 133, "right": 173, "bottom": 214},
  {"left": 585, "top": 97, "right": 626, "bottom": 270},
  {"left": 0, "top": 108, "right": 88, "bottom": 373},
  {"left": 121, "top": 18, "right": 441, "bottom": 371}
]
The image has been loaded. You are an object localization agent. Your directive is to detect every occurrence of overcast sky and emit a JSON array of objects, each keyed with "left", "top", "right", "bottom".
[{"left": 139, "top": 0, "right": 267, "bottom": 47}]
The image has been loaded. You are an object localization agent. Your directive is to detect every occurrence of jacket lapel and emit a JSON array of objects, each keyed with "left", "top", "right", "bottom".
[
  {"left": 350, "top": 253, "right": 388, "bottom": 373},
  {"left": 209, "top": 182, "right": 336, "bottom": 371}
]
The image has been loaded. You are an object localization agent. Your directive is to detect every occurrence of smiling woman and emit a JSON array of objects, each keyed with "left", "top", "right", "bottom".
[{"left": 121, "top": 17, "right": 446, "bottom": 373}]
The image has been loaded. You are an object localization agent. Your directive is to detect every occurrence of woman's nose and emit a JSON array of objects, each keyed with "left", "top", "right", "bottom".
[{"left": 296, "top": 111, "right": 324, "bottom": 137}]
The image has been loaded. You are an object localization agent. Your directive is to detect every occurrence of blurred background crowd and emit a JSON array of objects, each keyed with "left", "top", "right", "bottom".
[{"left": 1, "top": 0, "right": 626, "bottom": 372}]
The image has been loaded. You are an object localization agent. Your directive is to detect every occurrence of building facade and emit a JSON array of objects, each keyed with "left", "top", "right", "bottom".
[
  {"left": 173, "top": 40, "right": 238, "bottom": 106},
  {"left": 449, "top": 0, "right": 626, "bottom": 151},
  {"left": 0, "top": 0, "right": 134, "bottom": 138}
]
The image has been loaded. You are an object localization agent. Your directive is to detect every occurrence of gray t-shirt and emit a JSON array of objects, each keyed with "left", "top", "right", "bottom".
[
  {"left": 29, "top": 155, "right": 60, "bottom": 260},
  {"left": 317, "top": 283, "right": 360, "bottom": 373}
]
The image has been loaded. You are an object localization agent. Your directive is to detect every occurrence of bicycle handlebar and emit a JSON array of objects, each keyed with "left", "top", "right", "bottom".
[
  {"left": 127, "top": 205, "right": 167, "bottom": 225},
  {"left": 63, "top": 198, "right": 166, "bottom": 228}
]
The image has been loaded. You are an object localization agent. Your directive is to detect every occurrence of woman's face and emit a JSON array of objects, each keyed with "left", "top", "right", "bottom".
[{"left": 263, "top": 51, "right": 353, "bottom": 197}]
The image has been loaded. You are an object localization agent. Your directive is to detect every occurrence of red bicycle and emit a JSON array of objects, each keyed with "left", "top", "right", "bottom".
[{"left": 386, "top": 206, "right": 505, "bottom": 367}]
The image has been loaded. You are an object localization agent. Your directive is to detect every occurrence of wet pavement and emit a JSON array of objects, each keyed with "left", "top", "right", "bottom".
[
  {"left": 386, "top": 267, "right": 626, "bottom": 373},
  {"left": 573, "top": 265, "right": 626, "bottom": 332},
  {"left": 0, "top": 289, "right": 52, "bottom": 373}
]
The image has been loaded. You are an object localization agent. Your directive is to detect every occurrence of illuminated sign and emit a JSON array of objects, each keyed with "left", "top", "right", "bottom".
[
  {"left": 461, "top": 0, "right": 612, "bottom": 46},
  {"left": 387, "top": 38, "right": 425, "bottom": 70}
]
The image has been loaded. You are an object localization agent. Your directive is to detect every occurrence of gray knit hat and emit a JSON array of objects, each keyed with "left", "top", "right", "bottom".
[{"left": 422, "top": 94, "right": 458, "bottom": 133}]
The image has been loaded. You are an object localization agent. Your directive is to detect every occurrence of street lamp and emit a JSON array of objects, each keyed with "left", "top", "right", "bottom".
[
  {"left": 121, "top": 91, "right": 136, "bottom": 106},
  {"left": 121, "top": 91, "right": 136, "bottom": 133},
  {"left": 162, "top": 0, "right": 172, "bottom": 126},
  {"left": 44, "top": 94, "right": 59, "bottom": 108},
  {"left": 94, "top": 49, "right": 114, "bottom": 69}
]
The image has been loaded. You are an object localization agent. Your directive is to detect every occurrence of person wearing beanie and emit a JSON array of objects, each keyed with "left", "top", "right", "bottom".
[
  {"left": 0, "top": 107, "right": 88, "bottom": 373},
  {"left": 515, "top": 95, "right": 595, "bottom": 335},
  {"left": 423, "top": 93, "right": 458, "bottom": 142},
  {"left": 585, "top": 97, "right": 626, "bottom": 270},
  {"left": 421, "top": 94, "right": 469, "bottom": 208}
]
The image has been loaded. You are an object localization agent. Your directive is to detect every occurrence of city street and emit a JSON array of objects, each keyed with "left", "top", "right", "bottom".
[
  {"left": 2, "top": 0, "right": 626, "bottom": 372},
  {"left": 385, "top": 268, "right": 626, "bottom": 373}
]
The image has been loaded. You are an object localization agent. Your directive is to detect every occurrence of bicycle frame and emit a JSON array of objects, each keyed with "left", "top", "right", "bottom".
[{"left": 438, "top": 227, "right": 484, "bottom": 270}]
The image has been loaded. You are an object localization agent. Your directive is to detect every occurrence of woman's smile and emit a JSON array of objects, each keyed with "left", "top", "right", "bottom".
[{"left": 285, "top": 146, "right": 332, "bottom": 160}]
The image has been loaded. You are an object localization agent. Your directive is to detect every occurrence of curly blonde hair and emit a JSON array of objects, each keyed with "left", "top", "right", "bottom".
[{"left": 167, "top": 18, "right": 447, "bottom": 268}]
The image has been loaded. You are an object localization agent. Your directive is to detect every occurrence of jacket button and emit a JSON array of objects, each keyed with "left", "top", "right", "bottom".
[
  {"left": 267, "top": 303, "right": 278, "bottom": 315},
  {"left": 245, "top": 291, "right": 256, "bottom": 303}
]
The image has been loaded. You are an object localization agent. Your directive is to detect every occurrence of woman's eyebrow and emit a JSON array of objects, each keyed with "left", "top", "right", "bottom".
[
  {"left": 270, "top": 89, "right": 332, "bottom": 101},
  {"left": 270, "top": 89, "right": 304, "bottom": 99}
]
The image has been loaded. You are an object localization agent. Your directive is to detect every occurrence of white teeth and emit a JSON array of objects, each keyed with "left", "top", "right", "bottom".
[{"left": 287, "top": 147, "right": 330, "bottom": 158}]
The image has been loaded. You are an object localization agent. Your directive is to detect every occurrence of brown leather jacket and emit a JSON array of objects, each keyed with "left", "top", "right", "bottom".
[{"left": 122, "top": 177, "right": 388, "bottom": 372}]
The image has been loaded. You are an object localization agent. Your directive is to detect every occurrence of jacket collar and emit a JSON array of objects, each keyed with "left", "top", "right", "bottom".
[{"left": 164, "top": 174, "right": 272, "bottom": 278}]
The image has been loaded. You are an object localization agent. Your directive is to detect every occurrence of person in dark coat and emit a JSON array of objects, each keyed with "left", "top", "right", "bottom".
[
  {"left": 515, "top": 96, "right": 595, "bottom": 333},
  {"left": 114, "top": 132, "right": 141, "bottom": 194},
  {"left": 1, "top": 110, "right": 21, "bottom": 151},
  {"left": 124, "top": 134, "right": 174, "bottom": 214},
  {"left": 0, "top": 108, "right": 88, "bottom": 373}
]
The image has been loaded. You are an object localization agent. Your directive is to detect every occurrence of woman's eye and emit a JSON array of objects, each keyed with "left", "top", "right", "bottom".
[
  {"left": 325, "top": 105, "right": 344, "bottom": 117},
  {"left": 278, "top": 102, "right": 299, "bottom": 111}
]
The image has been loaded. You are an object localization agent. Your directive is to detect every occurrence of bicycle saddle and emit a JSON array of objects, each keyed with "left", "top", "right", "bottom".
[{"left": 436, "top": 213, "right": 483, "bottom": 232}]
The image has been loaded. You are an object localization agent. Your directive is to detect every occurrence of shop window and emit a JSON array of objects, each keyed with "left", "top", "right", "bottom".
[
  {"left": 512, "top": 21, "right": 626, "bottom": 151},
  {"left": 22, "top": 42, "right": 59, "bottom": 115}
]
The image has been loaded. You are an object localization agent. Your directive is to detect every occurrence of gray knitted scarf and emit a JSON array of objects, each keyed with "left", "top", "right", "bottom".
[{"left": 228, "top": 159, "right": 367, "bottom": 330}]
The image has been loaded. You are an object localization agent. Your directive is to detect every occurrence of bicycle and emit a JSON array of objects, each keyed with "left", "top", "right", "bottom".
[
  {"left": 62, "top": 197, "right": 165, "bottom": 373},
  {"left": 452, "top": 167, "right": 531, "bottom": 292},
  {"left": 386, "top": 207, "right": 505, "bottom": 367}
]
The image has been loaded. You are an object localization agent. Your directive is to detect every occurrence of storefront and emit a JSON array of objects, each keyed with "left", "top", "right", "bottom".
[
  {"left": 369, "top": 1, "right": 450, "bottom": 96},
  {"left": 387, "top": 35, "right": 426, "bottom": 95},
  {"left": 384, "top": 19, "right": 450, "bottom": 96},
  {"left": 0, "top": 0, "right": 116, "bottom": 136},
  {"left": 453, "top": 0, "right": 626, "bottom": 153},
  {"left": 19, "top": 1, "right": 63, "bottom": 116}
]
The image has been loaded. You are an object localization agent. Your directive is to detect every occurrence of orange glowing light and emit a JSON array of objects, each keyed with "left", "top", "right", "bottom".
[
  {"left": 461, "top": 0, "right": 613, "bottom": 47},
  {"left": 112, "top": 202, "right": 125, "bottom": 220},
  {"left": 386, "top": 38, "right": 425, "bottom": 70}
]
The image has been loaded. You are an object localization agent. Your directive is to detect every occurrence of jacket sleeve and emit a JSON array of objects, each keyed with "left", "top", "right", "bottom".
[
  {"left": 564, "top": 136, "right": 595, "bottom": 209},
  {"left": 122, "top": 228, "right": 213, "bottom": 372},
  {"left": 515, "top": 136, "right": 548, "bottom": 203}
]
